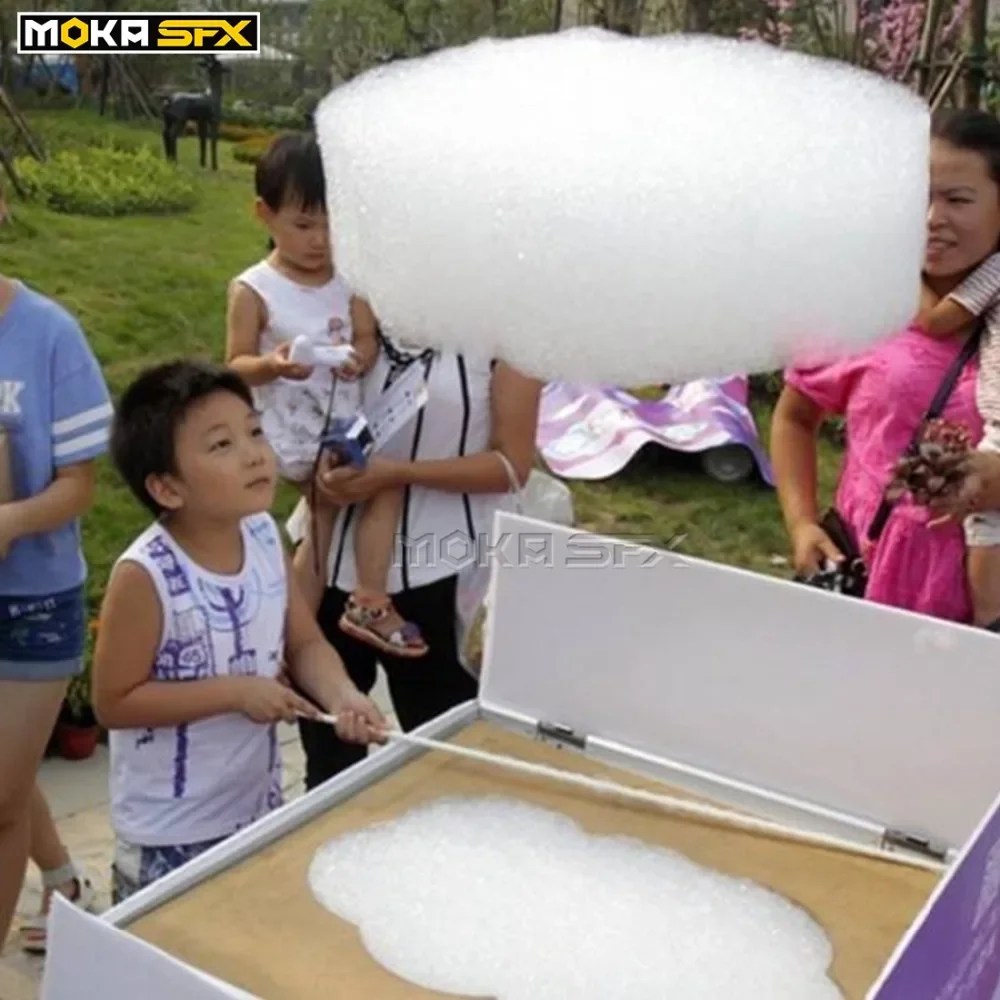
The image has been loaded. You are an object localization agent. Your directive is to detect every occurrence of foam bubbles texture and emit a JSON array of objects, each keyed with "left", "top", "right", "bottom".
[
  {"left": 315, "top": 29, "right": 928, "bottom": 385},
  {"left": 309, "top": 795, "right": 843, "bottom": 998}
]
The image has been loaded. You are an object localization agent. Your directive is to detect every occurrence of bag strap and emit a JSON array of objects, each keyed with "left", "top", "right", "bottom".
[{"left": 866, "top": 321, "right": 983, "bottom": 543}]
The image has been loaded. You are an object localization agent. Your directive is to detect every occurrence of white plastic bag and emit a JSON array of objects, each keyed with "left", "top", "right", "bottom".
[
  {"left": 456, "top": 460, "right": 575, "bottom": 677},
  {"left": 521, "top": 467, "right": 575, "bottom": 527}
]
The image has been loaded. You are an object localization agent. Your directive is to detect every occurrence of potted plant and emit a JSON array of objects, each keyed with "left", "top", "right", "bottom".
[
  {"left": 53, "top": 622, "right": 101, "bottom": 761},
  {"left": 54, "top": 670, "right": 100, "bottom": 761}
]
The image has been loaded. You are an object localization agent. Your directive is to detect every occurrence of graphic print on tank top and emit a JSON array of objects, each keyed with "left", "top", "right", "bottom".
[
  {"left": 129, "top": 517, "right": 286, "bottom": 801},
  {"left": 145, "top": 536, "right": 216, "bottom": 682}
]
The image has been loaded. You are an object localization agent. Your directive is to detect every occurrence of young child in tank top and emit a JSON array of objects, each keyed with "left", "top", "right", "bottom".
[
  {"left": 225, "top": 132, "right": 429, "bottom": 659},
  {"left": 92, "top": 359, "right": 385, "bottom": 903},
  {"left": 917, "top": 253, "right": 1000, "bottom": 631}
]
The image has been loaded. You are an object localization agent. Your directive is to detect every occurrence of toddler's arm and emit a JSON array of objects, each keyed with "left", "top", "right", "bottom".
[
  {"left": 337, "top": 296, "right": 380, "bottom": 379},
  {"left": 920, "top": 254, "right": 1000, "bottom": 337},
  {"left": 92, "top": 561, "right": 314, "bottom": 729},
  {"left": 225, "top": 280, "right": 311, "bottom": 386}
]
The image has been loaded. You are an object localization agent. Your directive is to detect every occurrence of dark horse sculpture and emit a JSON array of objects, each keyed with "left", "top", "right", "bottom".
[{"left": 161, "top": 55, "right": 227, "bottom": 171}]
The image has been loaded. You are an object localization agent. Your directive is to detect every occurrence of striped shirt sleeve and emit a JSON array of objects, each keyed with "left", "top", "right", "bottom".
[
  {"left": 949, "top": 253, "right": 1000, "bottom": 316},
  {"left": 50, "top": 315, "right": 112, "bottom": 468}
]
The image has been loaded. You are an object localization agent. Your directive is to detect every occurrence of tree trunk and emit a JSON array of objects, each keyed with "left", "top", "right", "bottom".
[
  {"left": 963, "top": 0, "right": 989, "bottom": 108},
  {"left": 0, "top": 10, "right": 11, "bottom": 90},
  {"left": 915, "top": 0, "right": 945, "bottom": 96},
  {"left": 686, "top": 0, "right": 712, "bottom": 32}
]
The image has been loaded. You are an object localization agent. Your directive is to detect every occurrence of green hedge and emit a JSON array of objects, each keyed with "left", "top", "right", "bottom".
[
  {"left": 232, "top": 135, "right": 274, "bottom": 165},
  {"left": 16, "top": 144, "right": 198, "bottom": 217}
]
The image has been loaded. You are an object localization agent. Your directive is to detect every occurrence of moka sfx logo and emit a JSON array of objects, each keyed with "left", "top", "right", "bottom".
[{"left": 16, "top": 12, "right": 259, "bottom": 54}]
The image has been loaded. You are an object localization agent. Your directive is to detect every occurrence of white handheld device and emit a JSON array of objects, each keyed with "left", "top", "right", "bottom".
[{"left": 288, "top": 334, "right": 356, "bottom": 369}]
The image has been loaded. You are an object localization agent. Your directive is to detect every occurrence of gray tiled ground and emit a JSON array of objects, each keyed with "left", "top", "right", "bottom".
[{"left": 0, "top": 668, "right": 397, "bottom": 998}]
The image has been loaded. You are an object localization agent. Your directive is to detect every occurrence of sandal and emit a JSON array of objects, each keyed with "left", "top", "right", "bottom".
[
  {"left": 20, "top": 863, "right": 97, "bottom": 954},
  {"left": 339, "top": 594, "right": 429, "bottom": 658}
]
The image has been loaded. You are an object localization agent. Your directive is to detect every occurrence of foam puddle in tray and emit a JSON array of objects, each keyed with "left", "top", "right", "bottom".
[{"left": 308, "top": 795, "right": 843, "bottom": 999}]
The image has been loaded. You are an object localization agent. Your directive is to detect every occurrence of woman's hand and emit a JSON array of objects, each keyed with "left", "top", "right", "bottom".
[
  {"left": 314, "top": 453, "right": 399, "bottom": 506},
  {"left": 790, "top": 520, "right": 844, "bottom": 577},
  {"left": 926, "top": 451, "right": 993, "bottom": 526}
]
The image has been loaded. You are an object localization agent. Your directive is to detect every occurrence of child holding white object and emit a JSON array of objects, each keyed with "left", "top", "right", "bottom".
[
  {"left": 225, "top": 132, "right": 428, "bottom": 658},
  {"left": 918, "top": 253, "right": 1000, "bottom": 630},
  {"left": 93, "top": 360, "right": 386, "bottom": 903}
]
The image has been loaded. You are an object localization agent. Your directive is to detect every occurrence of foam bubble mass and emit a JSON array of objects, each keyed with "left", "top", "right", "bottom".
[
  {"left": 315, "top": 29, "right": 928, "bottom": 386},
  {"left": 308, "top": 796, "right": 844, "bottom": 999}
]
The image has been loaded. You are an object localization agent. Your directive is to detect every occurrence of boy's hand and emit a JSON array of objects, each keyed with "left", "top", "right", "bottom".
[
  {"left": 236, "top": 677, "right": 319, "bottom": 723},
  {"left": 266, "top": 342, "right": 313, "bottom": 381},
  {"left": 329, "top": 684, "right": 388, "bottom": 745}
]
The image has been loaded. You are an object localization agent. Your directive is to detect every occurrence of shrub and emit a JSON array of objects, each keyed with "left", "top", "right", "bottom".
[
  {"left": 232, "top": 134, "right": 276, "bottom": 165},
  {"left": 62, "top": 617, "right": 98, "bottom": 724},
  {"left": 749, "top": 370, "right": 784, "bottom": 403},
  {"left": 27, "top": 120, "right": 151, "bottom": 158},
  {"left": 223, "top": 99, "right": 307, "bottom": 131},
  {"left": 16, "top": 144, "right": 198, "bottom": 217},
  {"left": 218, "top": 123, "right": 275, "bottom": 143}
]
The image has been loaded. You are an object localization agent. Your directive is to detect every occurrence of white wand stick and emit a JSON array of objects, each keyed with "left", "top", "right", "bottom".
[{"left": 309, "top": 712, "right": 947, "bottom": 874}]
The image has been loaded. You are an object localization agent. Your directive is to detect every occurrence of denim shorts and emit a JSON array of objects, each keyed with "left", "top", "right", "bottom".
[
  {"left": 111, "top": 835, "right": 228, "bottom": 905},
  {"left": 0, "top": 586, "right": 86, "bottom": 682}
]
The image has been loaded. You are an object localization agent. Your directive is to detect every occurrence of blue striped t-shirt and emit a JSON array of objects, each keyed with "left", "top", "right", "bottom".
[{"left": 0, "top": 281, "right": 112, "bottom": 596}]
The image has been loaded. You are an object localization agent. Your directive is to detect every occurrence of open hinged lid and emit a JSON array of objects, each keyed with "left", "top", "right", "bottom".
[{"left": 478, "top": 511, "right": 1000, "bottom": 855}]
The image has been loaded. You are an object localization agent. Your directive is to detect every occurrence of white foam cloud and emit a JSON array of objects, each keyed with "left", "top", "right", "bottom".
[
  {"left": 309, "top": 796, "right": 843, "bottom": 999},
  {"left": 316, "top": 29, "right": 928, "bottom": 385}
]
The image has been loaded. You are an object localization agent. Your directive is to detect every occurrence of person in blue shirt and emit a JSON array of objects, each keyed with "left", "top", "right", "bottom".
[{"left": 0, "top": 262, "right": 112, "bottom": 953}]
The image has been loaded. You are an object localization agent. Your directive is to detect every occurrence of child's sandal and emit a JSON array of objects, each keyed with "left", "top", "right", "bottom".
[
  {"left": 20, "top": 867, "right": 97, "bottom": 954},
  {"left": 339, "top": 595, "right": 428, "bottom": 658}
]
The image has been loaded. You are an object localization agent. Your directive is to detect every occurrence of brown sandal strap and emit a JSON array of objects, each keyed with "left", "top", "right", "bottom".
[{"left": 344, "top": 597, "right": 425, "bottom": 649}]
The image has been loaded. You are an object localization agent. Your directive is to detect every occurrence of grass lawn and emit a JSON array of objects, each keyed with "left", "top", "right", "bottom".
[{"left": 2, "top": 108, "right": 845, "bottom": 662}]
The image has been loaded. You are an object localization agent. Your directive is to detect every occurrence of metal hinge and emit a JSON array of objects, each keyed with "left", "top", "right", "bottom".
[
  {"left": 881, "top": 828, "right": 950, "bottom": 863},
  {"left": 536, "top": 721, "right": 587, "bottom": 750}
]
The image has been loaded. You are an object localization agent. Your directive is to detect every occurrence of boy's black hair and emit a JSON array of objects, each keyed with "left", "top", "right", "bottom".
[
  {"left": 255, "top": 131, "right": 326, "bottom": 213},
  {"left": 110, "top": 360, "right": 254, "bottom": 517}
]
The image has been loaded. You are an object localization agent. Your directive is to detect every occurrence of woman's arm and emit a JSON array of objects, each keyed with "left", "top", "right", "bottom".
[
  {"left": 315, "top": 361, "right": 543, "bottom": 504},
  {"left": 927, "top": 451, "right": 1000, "bottom": 524},
  {"left": 770, "top": 385, "right": 845, "bottom": 573},
  {"left": 921, "top": 298, "right": 978, "bottom": 337},
  {"left": 771, "top": 385, "right": 825, "bottom": 535},
  {"left": 395, "top": 361, "right": 542, "bottom": 491}
]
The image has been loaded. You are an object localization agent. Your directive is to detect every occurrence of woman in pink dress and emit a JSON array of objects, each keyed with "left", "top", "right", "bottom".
[{"left": 771, "top": 108, "right": 1000, "bottom": 626}]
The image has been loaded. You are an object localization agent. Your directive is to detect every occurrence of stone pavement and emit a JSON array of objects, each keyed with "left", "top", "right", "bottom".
[{"left": 0, "top": 670, "right": 397, "bottom": 999}]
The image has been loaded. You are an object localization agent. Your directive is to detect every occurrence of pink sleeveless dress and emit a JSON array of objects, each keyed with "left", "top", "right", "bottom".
[{"left": 784, "top": 323, "right": 982, "bottom": 625}]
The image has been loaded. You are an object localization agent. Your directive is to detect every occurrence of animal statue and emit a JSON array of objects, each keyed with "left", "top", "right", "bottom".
[{"left": 160, "top": 55, "right": 228, "bottom": 171}]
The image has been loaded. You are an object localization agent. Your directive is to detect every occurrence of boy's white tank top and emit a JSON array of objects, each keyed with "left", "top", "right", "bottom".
[
  {"left": 108, "top": 513, "right": 287, "bottom": 847},
  {"left": 235, "top": 259, "right": 358, "bottom": 424}
]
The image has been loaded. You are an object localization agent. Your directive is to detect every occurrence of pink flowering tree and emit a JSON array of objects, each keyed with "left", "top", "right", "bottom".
[{"left": 736, "top": 0, "right": 969, "bottom": 89}]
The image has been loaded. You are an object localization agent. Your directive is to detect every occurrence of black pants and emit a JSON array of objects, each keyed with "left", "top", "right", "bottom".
[{"left": 297, "top": 574, "right": 478, "bottom": 789}]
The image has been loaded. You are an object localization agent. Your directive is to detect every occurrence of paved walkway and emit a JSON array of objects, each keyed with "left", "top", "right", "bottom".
[{"left": 0, "top": 671, "right": 397, "bottom": 999}]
